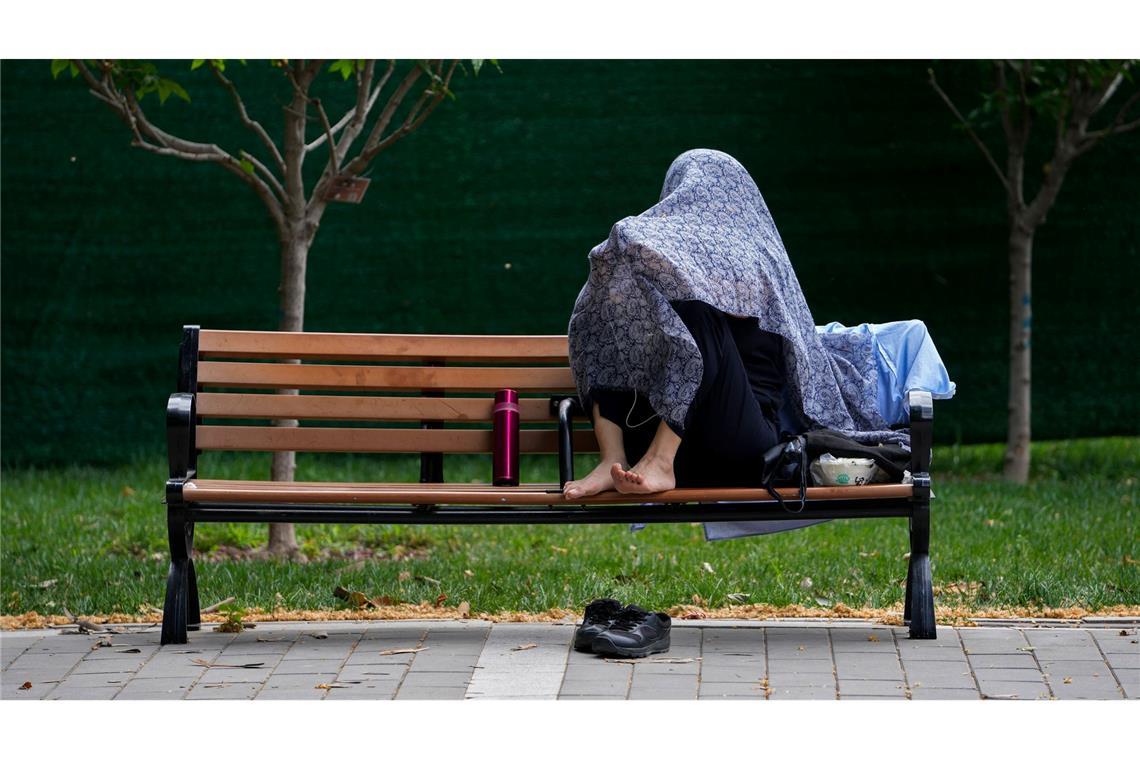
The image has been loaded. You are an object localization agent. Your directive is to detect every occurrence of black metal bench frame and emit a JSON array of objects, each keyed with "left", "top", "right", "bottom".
[{"left": 162, "top": 325, "right": 937, "bottom": 644}]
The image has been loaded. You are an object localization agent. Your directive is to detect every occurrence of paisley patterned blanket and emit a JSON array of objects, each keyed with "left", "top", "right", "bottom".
[{"left": 567, "top": 148, "right": 909, "bottom": 448}]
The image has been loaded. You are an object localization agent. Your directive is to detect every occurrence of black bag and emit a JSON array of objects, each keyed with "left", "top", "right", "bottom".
[{"left": 759, "top": 428, "right": 912, "bottom": 514}]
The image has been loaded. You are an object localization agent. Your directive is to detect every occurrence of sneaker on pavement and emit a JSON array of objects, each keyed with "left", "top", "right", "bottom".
[
  {"left": 590, "top": 605, "right": 671, "bottom": 658},
  {"left": 573, "top": 598, "right": 624, "bottom": 652}
]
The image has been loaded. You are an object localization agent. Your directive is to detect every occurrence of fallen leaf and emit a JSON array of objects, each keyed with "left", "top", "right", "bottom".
[
  {"left": 416, "top": 575, "right": 441, "bottom": 586},
  {"left": 550, "top": 545, "right": 568, "bottom": 554},
  {"left": 1122, "top": 555, "right": 1138, "bottom": 565},
  {"left": 463, "top": 569, "right": 474, "bottom": 578},
  {"left": 797, "top": 645, "right": 805, "bottom": 652},
  {"left": 725, "top": 593, "right": 750, "bottom": 604},
  {"left": 434, "top": 592, "right": 448, "bottom": 607},
  {"left": 256, "top": 636, "right": 285, "bottom": 642},
  {"left": 334, "top": 585, "right": 374, "bottom": 609},
  {"left": 682, "top": 610, "right": 707, "bottom": 620},
  {"left": 199, "top": 596, "right": 237, "bottom": 614},
  {"left": 316, "top": 683, "right": 350, "bottom": 690},
  {"left": 121, "top": 486, "right": 136, "bottom": 497},
  {"left": 799, "top": 577, "right": 813, "bottom": 590},
  {"left": 119, "top": 648, "right": 142, "bottom": 654},
  {"left": 398, "top": 571, "right": 412, "bottom": 582},
  {"left": 1063, "top": 677, "right": 1072, "bottom": 684},
  {"left": 29, "top": 579, "right": 58, "bottom": 589},
  {"left": 309, "top": 632, "right": 329, "bottom": 639},
  {"left": 377, "top": 647, "right": 429, "bottom": 656},
  {"left": 1120, "top": 630, "right": 1130, "bottom": 636},
  {"left": 858, "top": 551, "right": 879, "bottom": 559},
  {"left": 1017, "top": 646, "right": 1035, "bottom": 652},
  {"left": 457, "top": 601, "right": 471, "bottom": 618},
  {"left": 19, "top": 682, "right": 32, "bottom": 690},
  {"left": 91, "top": 637, "right": 112, "bottom": 650},
  {"left": 867, "top": 634, "right": 879, "bottom": 642},
  {"left": 814, "top": 597, "right": 833, "bottom": 607},
  {"left": 691, "top": 593, "right": 704, "bottom": 606},
  {"left": 702, "top": 562, "right": 716, "bottom": 575},
  {"left": 511, "top": 643, "right": 538, "bottom": 651}
]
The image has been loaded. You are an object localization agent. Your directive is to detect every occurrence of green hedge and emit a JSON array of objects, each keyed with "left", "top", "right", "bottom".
[{"left": 2, "top": 60, "right": 1138, "bottom": 464}]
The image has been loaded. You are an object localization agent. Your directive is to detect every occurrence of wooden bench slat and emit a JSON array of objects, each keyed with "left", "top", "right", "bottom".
[
  {"left": 196, "top": 393, "right": 562, "bottom": 421},
  {"left": 199, "top": 330, "right": 570, "bottom": 362},
  {"left": 197, "top": 362, "right": 576, "bottom": 391},
  {"left": 183, "top": 479, "right": 913, "bottom": 505},
  {"left": 195, "top": 425, "right": 600, "bottom": 453}
]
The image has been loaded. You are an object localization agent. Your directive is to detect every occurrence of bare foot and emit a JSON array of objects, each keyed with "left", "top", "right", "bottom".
[
  {"left": 563, "top": 459, "right": 628, "bottom": 500},
  {"left": 611, "top": 454, "right": 676, "bottom": 494}
]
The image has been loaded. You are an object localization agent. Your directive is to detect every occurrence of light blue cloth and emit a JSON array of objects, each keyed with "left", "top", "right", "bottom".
[{"left": 817, "top": 319, "right": 956, "bottom": 426}]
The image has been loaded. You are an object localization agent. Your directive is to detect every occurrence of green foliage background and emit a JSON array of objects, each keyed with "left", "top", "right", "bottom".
[{"left": 2, "top": 60, "right": 1138, "bottom": 465}]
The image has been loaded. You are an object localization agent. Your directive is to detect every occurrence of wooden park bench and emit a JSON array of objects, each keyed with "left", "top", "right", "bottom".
[{"left": 162, "top": 325, "right": 937, "bottom": 644}]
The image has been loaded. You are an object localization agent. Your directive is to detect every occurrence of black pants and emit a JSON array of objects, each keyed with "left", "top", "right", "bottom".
[{"left": 592, "top": 300, "right": 783, "bottom": 488}]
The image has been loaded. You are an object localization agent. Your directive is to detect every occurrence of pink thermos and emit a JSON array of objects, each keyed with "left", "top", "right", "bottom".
[{"left": 493, "top": 389, "right": 519, "bottom": 486}]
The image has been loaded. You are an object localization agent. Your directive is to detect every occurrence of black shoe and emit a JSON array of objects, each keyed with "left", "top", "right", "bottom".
[
  {"left": 573, "top": 598, "right": 623, "bottom": 652},
  {"left": 591, "top": 605, "right": 671, "bottom": 658}
]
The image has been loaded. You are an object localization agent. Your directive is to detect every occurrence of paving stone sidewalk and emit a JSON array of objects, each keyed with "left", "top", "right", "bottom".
[{"left": 2, "top": 619, "right": 1136, "bottom": 700}]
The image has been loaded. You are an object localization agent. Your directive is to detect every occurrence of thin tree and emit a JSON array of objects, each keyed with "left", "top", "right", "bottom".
[
  {"left": 928, "top": 60, "right": 1138, "bottom": 483},
  {"left": 56, "top": 58, "right": 483, "bottom": 553}
]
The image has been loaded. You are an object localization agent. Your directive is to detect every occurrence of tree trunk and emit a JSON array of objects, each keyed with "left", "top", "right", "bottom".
[
  {"left": 267, "top": 231, "right": 312, "bottom": 556},
  {"left": 1003, "top": 222, "right": 1033, "bottom": 483}
]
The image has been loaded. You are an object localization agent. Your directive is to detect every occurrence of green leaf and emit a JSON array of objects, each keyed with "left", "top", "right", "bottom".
[
  {"left": 50, "top": 59, "right": 70, "bottom": 80},
  {"left": 472, "top": 59, "right": 483, "bottom": 76},
  {"left": 239, "top": 157, "right": 255, "bottom": 175},
  {"left": 165, "top": 79, "right": 191, "bottom": 103},
  {"left": 329, "top": 60, "right": 354, "bottom": 80},
  {"left": 191, "top": 59, "right": 205, "bottom": 70}
]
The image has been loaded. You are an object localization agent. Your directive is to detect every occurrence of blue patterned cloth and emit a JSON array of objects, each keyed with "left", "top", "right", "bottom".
[{"left": 568, "top": 148, "right": 909, "bottom": 448}]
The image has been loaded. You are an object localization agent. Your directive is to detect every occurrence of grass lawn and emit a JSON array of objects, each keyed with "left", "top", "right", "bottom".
[{"left": 2, "top": 437, "right": 1136, "bottom": 623}]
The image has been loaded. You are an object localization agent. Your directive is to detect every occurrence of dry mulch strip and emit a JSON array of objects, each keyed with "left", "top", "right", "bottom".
[{"left": 4, "top": 602, "right": 1140, "bottom": 632}]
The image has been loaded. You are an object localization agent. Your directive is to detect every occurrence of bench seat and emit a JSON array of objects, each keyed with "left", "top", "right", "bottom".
[{"left": 183, "top": 479, "right": 913, "bottom": 505}]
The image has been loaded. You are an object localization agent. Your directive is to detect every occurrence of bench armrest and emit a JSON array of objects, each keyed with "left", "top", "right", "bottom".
[
  {"left": 551, "top": 396, "right": 585, "bottom": 489},
  {"left": 907, "top": 390, "right": 933, "bottom": 495},
  {"left": 167, "top": 392, "right": 197, "bottom": 482}
]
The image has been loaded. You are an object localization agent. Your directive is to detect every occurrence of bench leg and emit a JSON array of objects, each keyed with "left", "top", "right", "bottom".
[
  {"left": 160, "top": 508, "right": 194, "bottom": 645},
  {"left": 186, "top": 523, "right": 201, "bottom": 631},
  {"left": 906, "top": 500, "right": 936, "bottom": 639}
]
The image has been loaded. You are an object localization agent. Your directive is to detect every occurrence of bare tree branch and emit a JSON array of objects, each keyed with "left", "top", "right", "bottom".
[
  {"left": 311, "top": 97, "right": 339, "bottom": 176},
  {"left": 928, "top": 67, "right": 1012, "bottom": 195},
  {"left": 1079, "top": 89, "right": 1140, "bottom": 150},
  {"left": 340, "top": 64, "right": 427, "bottom": 176},
  {"left": 73, "top": 59, "right": 286, "bottom": 234},
  {"left": 208, "top": 62, "right": 286, "bottom": 173}
]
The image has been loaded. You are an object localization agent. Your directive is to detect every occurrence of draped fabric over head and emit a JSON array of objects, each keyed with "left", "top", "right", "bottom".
[{"left": 567, "top": 148, "right": 909, "bottom": 448}]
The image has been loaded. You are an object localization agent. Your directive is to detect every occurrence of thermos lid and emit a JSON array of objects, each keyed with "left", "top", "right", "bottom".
[{"left": 494, "top": 388, "right": 518, "bottom": 403}]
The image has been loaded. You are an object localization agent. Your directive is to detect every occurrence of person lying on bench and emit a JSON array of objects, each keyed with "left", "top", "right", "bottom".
[{"left": 563, "top": 148, "right": 910, "bottom": 499}]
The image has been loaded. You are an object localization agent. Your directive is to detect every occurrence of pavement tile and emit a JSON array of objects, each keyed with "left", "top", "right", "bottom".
[
  {"left": 272, "top": 659, "right": 350, "bottom": 675},
  {"left": 840, "top": 694, "right": 907, "bottom": 700},
  {"left": 322, "top": 684, "right": 398, "bottom": 699},
  {"left": 1037, "top": 659, "right": 1114, "bottom": 677},
  {"left": 1104, "top": 651, "right": 1140, "bottom": 670},
  {"left": 6, "top": 652, "right": 87, "bottom": 671},
  {"left": 838, "top": 679, "right": 909, "bottom": 697},
  {"left": 1022, "top": 630, "right": 1094, "bottom": 648},
  {"left": 768, "top": 673, "right": 834, "bottom": 689},
  {"left": 908, "top": 687, "right": 980, "bottom": 700},
  {"left": 196, "top": 666, "right": 272, "bottom": 684},
  {"left": 3, "top": 679, "right": 63, "bottom": 699},
  {"left": 400, "top": 671, "right": 474, "bottom": 688},
  {"left": 834, "top": 660, "right": 904, "bottom": 680},
  {"left": 116, "top": 677, "right": 196, "bottom": 695},
  {"left": 972, "top": 668, "right": 1047, "bottom": 683},
  {"left": 768, "top": 686, "right": 836, "bottom": 700},
  {"left": 186, "top": 682, "right": 261, "bottom": 699},
  {"left": 1026, "top": 646, "right": 1106, "bottom": 662},
  {"left": 395, "top": 686, "right": 466, "bottom": 700},
  {"left": 1113, "top": 670, "right": 1139, "bottom": 698},
  {"left": 1048, "top": 675, "right": 1125, "bottom": 699},
  {"left": 558, "top": 694, "right": 626, "bottom": 700},
  {"left": 977, "top": 681, "right": 1051, "bottom": 700},
  {"left": 260, "top": 672, "right": 340, "bottom": 689},
  {"left": 47, "top": 687, "right": 124, "bottom": 700},
  {"left": 254, "top": 688, "right": 326, "bottom": 700},
  {"left": 766, "top": 658, "right": 834, "bottom": 674},
  {"left": 337, "top": 664, "right": 406, "bottom": 681},
  {"left": 966, "top": 653, "right": 1039, "bottom": 669},
  {"left": 70, "top": 657, "right": 149, "bottom": 675},
  {"left": 700, "top": 665, "right": 765, "bottom": 683}
]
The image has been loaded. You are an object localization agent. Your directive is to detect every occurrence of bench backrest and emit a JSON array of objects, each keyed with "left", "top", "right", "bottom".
[{"left": 181, "top": 326, "right": 599, "bottom": 462}]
